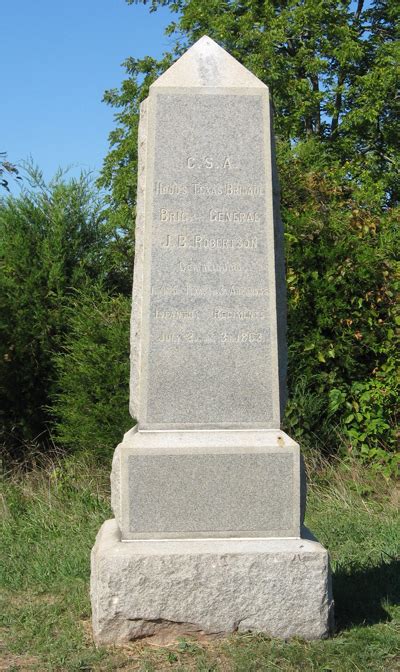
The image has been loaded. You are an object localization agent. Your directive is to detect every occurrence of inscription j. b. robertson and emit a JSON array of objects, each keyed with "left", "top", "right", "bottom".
[
  {"left": 142, "top": 92, "right": 275, "bottom": 425},
  {"left": 160, "top": 233, "right": 258, "bottom": 249}
]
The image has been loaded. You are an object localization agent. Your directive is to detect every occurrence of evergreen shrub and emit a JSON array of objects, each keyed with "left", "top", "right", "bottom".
[
  {"left": 52, "top": 285, "right": 132, "bottom": 460},
  {"left": 0, "top": 171, "right": 106, "bottom": 459}
]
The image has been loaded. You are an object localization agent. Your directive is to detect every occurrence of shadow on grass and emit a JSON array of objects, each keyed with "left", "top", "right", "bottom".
[{"left": 333, "top": 556, "right": 400, "bottom": 631}]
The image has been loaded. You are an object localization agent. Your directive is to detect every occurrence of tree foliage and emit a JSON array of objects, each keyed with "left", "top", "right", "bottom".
[
  {"left": 2, "top": 3, "right": 397, "bottom": 470},
  {"left": 103, "top": 0, "right": 399, "bottom": 209},
  {"left": 0, "top": 152, "right": 22, "bottom": 191},
  {"left": 97, "top": 0, "right": 399, "bottom": 471},
  {"left": 279, "top": 141, "right": 398, "bottom": 471},
  {"left": 52, "top": 286, "right": 131, "bottom": 460},
  {"left": 0, "top": 169, "right": 107, "bottom": 458}
]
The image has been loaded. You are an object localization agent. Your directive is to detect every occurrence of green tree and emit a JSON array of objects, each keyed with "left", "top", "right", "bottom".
[
  {"left": 101, "top": 0, "right": 399, "bottom": 210},
  {"left": 0, "top": 152, "right": 21, "bottom": 191},
  {"left": 52, "top": 285, "right": 131, "bottom": 460},
  {"left": 97, "top": 0, "right": 399, "bottom": 469},
  {"left": 0, "top": 169, "right": 107, "bottom": 458}
]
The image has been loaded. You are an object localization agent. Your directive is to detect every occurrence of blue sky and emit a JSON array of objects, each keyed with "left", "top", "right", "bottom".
[{"left": 2, "top": 1, "right": 175, "bottom": 191}]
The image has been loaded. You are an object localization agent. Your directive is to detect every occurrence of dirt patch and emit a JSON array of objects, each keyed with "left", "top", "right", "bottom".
[{"left": 0, "top": 653, "right": 40, "bottom": 672}]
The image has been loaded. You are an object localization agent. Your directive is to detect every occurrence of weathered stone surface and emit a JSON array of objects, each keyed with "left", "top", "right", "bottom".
[
  {"left": 92, "top": 37, "right": 333, "bottom": 645},
  {"left": 129, "top": 98, "right": 147, "bottom": 420},
  {"left": 91, "top": 519, "right": 333, "bottom": 645},
  {"left": 129, "top": 36, "right": 286, "bottom": 429},
  {"left": 111, "top": 426, "right": 304, "bottom": 539}
]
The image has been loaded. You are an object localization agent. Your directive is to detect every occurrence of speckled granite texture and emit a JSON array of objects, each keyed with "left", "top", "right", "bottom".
[{"left": 91, "top": 520, "right": 333, "bottom": 645}]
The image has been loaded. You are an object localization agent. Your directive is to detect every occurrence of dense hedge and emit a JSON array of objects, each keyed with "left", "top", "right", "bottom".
[
  {"left": 52, "top": 286, "right": 132, "bottom": 459},
  {"left": 0, "top": 162, "right": 397, "bottom": 473},
  {"left": 0, "top": 172, "right": 107, "bottom": 458}
]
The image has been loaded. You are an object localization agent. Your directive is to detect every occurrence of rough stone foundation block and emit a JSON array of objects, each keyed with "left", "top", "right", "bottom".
[{"left": 91, "top": 519, "right": 333, "bottom": 645}]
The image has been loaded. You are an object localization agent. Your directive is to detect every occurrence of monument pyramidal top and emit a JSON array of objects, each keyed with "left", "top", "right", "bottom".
[{"left": 152, "top": 35, "right": 267, "bottom": 89}]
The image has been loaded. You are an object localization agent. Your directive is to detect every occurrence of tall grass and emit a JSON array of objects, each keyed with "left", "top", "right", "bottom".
[{"left": 1, "top": 454, "right": 399, "bottom": 671}]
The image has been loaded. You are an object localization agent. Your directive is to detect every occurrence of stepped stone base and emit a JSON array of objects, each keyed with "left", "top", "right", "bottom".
[
  {"left": 111, "top": 427, "right": 306, "bottom": 540},
  {"left": 91, "top": 519, "right": 333, "bottom": 645}
]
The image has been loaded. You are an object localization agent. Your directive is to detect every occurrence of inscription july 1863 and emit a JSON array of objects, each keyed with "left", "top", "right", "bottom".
[{"left": 139, "top": 92, "right": 280, "bottom": 427}]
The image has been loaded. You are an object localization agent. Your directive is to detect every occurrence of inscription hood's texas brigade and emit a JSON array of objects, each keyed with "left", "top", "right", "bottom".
[{"left": 91, "top": 36, "right": 333, "bottom": 645}]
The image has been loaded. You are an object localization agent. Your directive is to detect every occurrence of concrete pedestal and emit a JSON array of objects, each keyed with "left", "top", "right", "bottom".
[{"left": 91, "top": 519, "right": 333, "bottom": 645}]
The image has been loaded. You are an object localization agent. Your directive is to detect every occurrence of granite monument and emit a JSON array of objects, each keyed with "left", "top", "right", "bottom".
[{"left": 91, "top": 36, "right": 333, "bottom": 644}]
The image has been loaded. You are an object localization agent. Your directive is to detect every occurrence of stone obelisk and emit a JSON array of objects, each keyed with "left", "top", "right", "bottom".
[{"left": 91, "top": 36, "right": 333, "bottom": 644}]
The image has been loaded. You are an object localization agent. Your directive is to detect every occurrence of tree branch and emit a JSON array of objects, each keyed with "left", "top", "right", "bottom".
[
  {"left": 310, "top": 75, "right": 321, "bottom": 135},
  {"left": 331, "top": 71, "right": 344, "bottom": 136},
  {"left": 354, "top": 1, "right": 364, "bottom": 21}
]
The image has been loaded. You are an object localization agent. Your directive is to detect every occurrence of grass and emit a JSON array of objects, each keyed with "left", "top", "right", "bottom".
[{"left": 0, "top": 453, "right": 399, "bottom": 671}]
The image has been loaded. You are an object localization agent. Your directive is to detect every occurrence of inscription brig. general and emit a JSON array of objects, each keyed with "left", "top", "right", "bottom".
[{"left": 158, "top": 208, "right": 261, "bottom": 223}]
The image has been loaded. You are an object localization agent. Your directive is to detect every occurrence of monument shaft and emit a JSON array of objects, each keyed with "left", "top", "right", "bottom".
[{"left": 132, "top": 87, "right": 283, "bottom": 428}]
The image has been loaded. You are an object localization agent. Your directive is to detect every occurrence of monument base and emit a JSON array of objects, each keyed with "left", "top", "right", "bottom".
[
  {"left": 111, "top": 427, "right": 306, "bottom": 539},
  {"left": 91, "top": 519, "right": 333, "bottom": 645}
]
